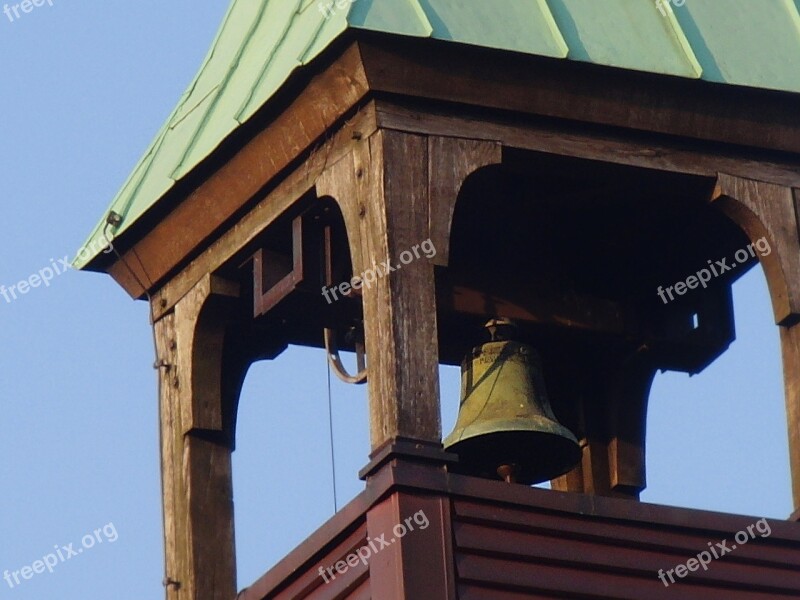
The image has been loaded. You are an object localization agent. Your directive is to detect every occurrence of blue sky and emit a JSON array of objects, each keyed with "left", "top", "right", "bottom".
[{"left": 0, "top": 1, "right": 791, "bottom": 598}]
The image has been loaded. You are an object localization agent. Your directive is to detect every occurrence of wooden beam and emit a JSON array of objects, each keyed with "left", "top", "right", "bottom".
[
  {"left": 440, "top": 282, "right": 639, "bottom": 337},
  {"left": 104, "top": 38, "right": 800, "bottom": 301},
  {"left": 361, "top": 39, "right": 800, "bottom": 155},
  {"left": 375, "top": 100, "right": 800, "bottom": 188}
]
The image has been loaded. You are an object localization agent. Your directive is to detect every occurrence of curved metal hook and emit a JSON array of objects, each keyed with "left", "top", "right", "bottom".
[{"left": 324, "top": 327, "right": 367, "bottom": 384}]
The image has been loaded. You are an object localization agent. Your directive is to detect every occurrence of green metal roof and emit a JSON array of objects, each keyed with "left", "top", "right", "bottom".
[{"left": 77, "top": 0, "right": 800, "bottom": 269}]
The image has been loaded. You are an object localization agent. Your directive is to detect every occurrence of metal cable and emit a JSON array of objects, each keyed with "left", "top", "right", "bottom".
[{"left": 326, "top": 356, "right": 338, "bottom": 513}]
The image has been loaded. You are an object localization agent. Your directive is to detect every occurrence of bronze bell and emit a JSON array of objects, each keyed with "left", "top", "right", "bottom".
[{"left": 444, "top": 319, "right": 581, "bottom": 484}]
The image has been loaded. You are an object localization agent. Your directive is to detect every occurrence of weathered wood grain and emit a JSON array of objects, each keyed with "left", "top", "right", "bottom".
[
  {"left": 361, "top": 40, "right": 800, "bottom": 154},
  {"left": 376, "top": 101, "right": 800, "bottom": 188},
  {"left": 783, "top": 324, "right": 800, "bottom": 519},
  {"left": 151, "top": 105, "right": 378, "bottom": 320},
  {"left": 318, "top": 130, "right": 442, "bottom": 448},
  {"left": 154, "top": 275, "right": 241, "bottom": 599},
  {"left": 712, "top": 175, "right": 800, "bottom": 325}
]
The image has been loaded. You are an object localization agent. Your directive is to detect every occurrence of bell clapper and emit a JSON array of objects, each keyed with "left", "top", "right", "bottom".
[{"left": 497, "top": 464, "right": 519, "bottom": 484}]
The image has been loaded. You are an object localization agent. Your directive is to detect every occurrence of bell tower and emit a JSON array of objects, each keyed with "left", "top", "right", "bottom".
[{"left": 79, "top": 1, "right": 800, "bottom": 598}]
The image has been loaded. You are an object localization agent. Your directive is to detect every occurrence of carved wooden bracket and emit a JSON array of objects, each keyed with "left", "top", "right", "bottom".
[{"left": 711, "top": 173, "right": 800, "bottom": 325}]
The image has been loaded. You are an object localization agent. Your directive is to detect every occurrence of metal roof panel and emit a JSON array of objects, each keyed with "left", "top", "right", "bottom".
[
  {"left": 545, "top": 0, "right": 702, "bottom": 78},
  {"left": 419, "top": 0, "right": 568, "bottom": 57},
  {"left": 672, "top": 0, "right": 800, "bottom": 92},
  {"left": 76, "top": 0, "right": 800, "bottom": 269},
  {"left": 348, "top": 0, "right": 433, "bottom": 37}
]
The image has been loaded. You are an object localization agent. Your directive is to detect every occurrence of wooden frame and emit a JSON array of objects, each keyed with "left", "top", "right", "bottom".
[
  {"left": 99, "top": 40, "right": 800, "bottom": 299},
  {"left": 97, "top": 33, "right": 800, "bottom": 599}
]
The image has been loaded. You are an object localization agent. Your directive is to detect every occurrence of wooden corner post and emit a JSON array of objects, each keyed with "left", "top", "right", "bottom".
[
  {"left": 317, "top": 129, "right": 455, "bottom": 600},
  {"left": 153, "top": 274, "right": 244, "bottom": 599}
]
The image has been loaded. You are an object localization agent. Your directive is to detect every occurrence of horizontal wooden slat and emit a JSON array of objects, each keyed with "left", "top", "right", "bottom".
[
  {"left": 453, "top": 499, "right": 800, "bottom": 568},
  {"left": 457, "top": 554, "right": 797, "bottom": 600},
  {"left": 240, "top": 461, "right": 800, "bottom": 600},
  {"left": 304, "top": 567, "right": 368, "bottom": 600},
  {"left": 455, "top": 522, "right": 800, "bottom": 593},
  {"left": 457, "top": 584, "right": 583, "bottom": 600},
  {"left": 238, "top": 487, "right": 374, "bottom": 599},
  {"left": 273, "top": 523, "right": 368, "bottom": 600},
  {"left": 345, "top": 576, "right": 370, "bottom": 600}
]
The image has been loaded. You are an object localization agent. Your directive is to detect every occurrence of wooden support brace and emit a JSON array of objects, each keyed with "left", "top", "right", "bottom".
[
  {"left": 427, "top": 136, "right": 502, "bottom": 267},
  {"left": 712, "top": 174, "right": 800, "bottom": 325}
]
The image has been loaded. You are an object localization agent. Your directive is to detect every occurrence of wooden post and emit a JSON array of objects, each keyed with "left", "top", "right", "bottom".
[
  {"left": 154, "top": 275, "right": 243, "bottom": 599},
  {"left": 606, "top": 357, "right": 656, "bottom": 498},
  {"left": 712, "top": 175, "right": 800, "bottom": 517},
  {"left": 551, "top": 355, "right": 655, "bottom": 499},
  {"left": 317, "top": 130, "right": 441, "bottom": 448},
  {"left": 366, "top": 491, "right": 456, "bottom": 600},
  {"left": 782, "top": 324, "right": 800, "bottom": 520},
  {"left": 317, "top": 130, "right": 500, "bottom": 449}
]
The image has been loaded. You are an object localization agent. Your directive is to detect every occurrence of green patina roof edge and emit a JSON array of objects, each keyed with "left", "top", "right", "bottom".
[
  {"left": 76, "top": 0, "right": 800, "bottom": 270},
  {"left": 76, "top": 0, "right": 244, "bottom": 266}
]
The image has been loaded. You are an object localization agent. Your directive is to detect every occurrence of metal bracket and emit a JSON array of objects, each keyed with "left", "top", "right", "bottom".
[
  {"left": 252, "top": 216, "right": 306, "bottom": 317},
  {"left": 324, "top": 327, "right": 367, "bottom": 384}
]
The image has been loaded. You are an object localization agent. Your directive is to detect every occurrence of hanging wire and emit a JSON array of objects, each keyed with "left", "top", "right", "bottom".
[{"left": 326, "top": 355, "right": 338, "bottom": 513}]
